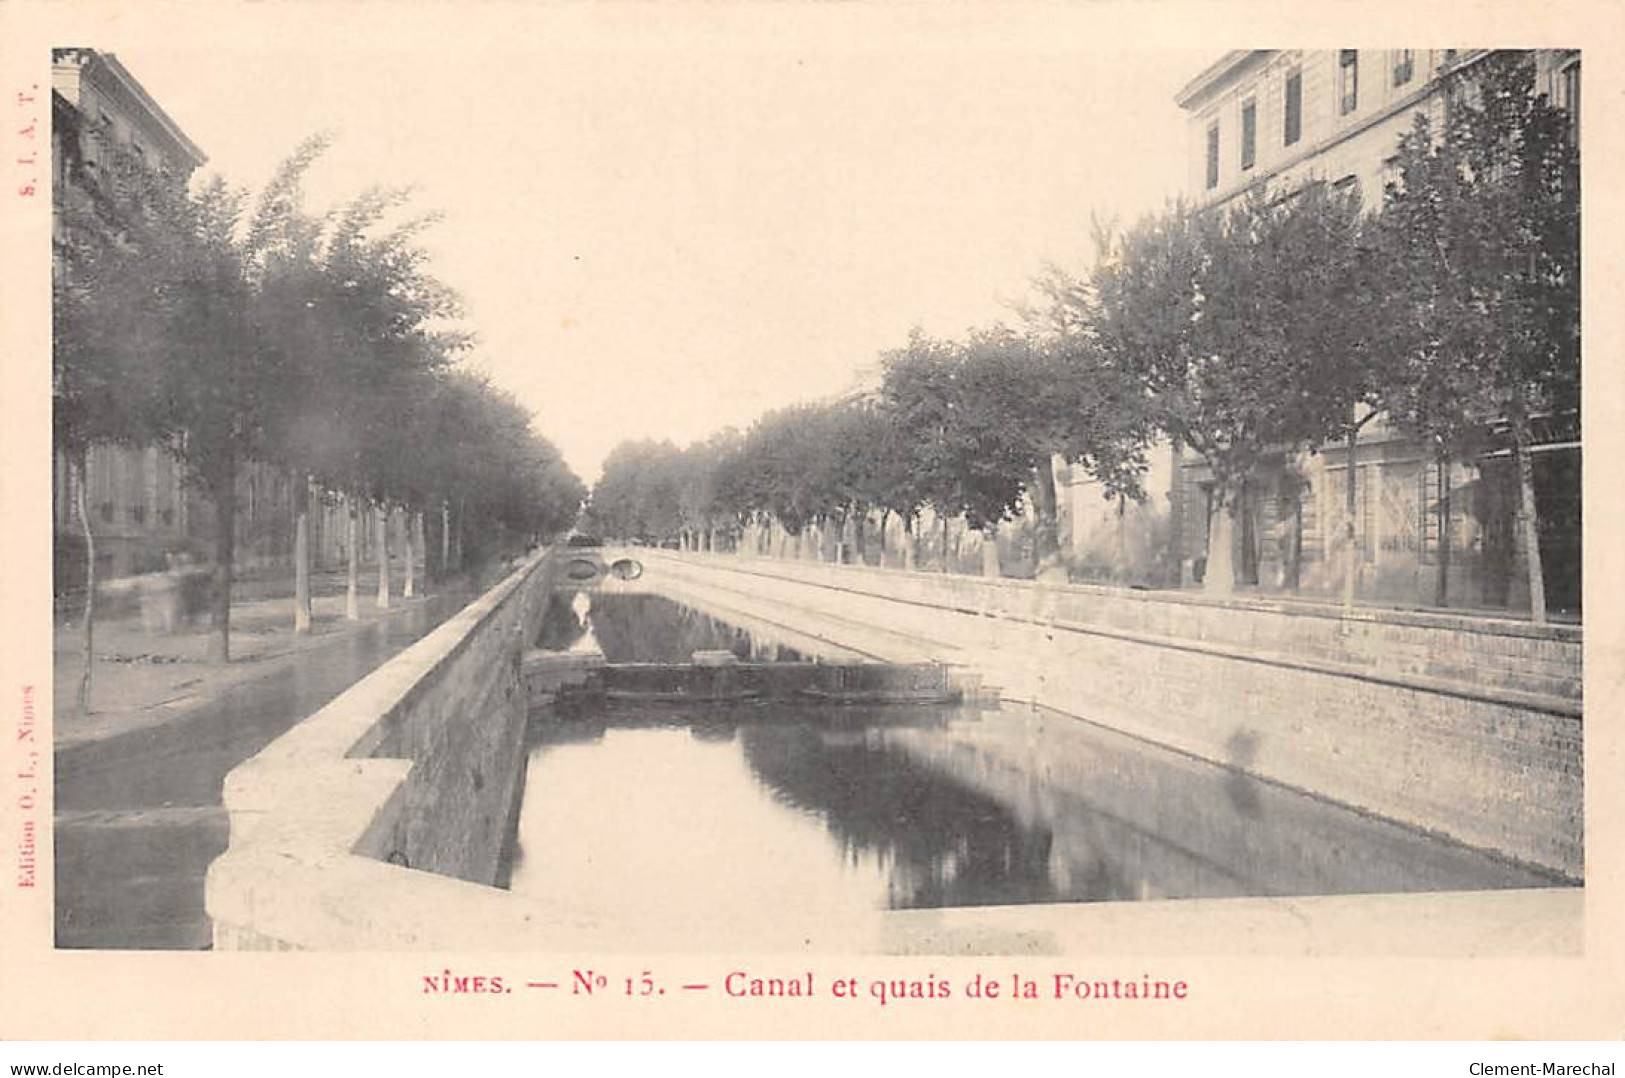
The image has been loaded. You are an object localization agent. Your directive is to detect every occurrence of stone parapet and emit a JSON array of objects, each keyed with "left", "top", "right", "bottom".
[{"left": 207, "top": 547, "right": 559, "bottom": 949}]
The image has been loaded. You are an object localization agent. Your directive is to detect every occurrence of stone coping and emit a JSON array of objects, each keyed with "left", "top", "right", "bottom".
[
  {"left": 642, "top": 552, "right": 1581, "bottom": 719},
  {"left": 207, "top": 549, "right": 551, "bottom": 947},
  {"left": 654, "top": 550, "right": 1581, "bottom": 644}
]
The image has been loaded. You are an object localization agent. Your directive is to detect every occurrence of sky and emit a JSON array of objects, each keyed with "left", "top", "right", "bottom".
[{"left": 100, "top": 7, "right": 1199, "bottom": 484}]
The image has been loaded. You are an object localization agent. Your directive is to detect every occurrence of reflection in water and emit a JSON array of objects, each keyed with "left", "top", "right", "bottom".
[
  {"left": 537, "top": 591, "right": 806, "bottom": 663},
  {"left": 507, "top": 702, "right": 1563, "bottom": 931},
  {"left": 737, "top": 717, "right": 1066, "bottom": 909}
]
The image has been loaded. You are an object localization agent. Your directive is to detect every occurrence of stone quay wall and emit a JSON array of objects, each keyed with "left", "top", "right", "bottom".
[
  {"left": 640, "top": 551, "right": 1583, "bottom": 879},
  {"left": 207, "top": 549, "right": 563, "bottom": 950}
]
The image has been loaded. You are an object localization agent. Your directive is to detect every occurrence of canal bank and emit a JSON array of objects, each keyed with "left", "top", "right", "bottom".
[
  {"left": 205, "top": 545, "right": 1581, "bottom": 954},
  {"left": 640, "top": 550, "right": 1583, "bottom": 880}
]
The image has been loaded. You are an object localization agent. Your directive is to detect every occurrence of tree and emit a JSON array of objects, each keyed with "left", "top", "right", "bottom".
[
  {"left": 1091, "top": 185, "right": 1368, "bottom": 595},
  {"left": 1023, "top": 265, "right": 1158, "bottom": 579},
  {"left": 587, "top": 439, "right": 683, "bottom": 544},
  {"left": 880, "top": 329, "right": 1037, "bottom": 575},
  {"left": 863, "top": 405, "right": 924, "bottom": 569},
  {"left": 52, "top": 137, "right": 177, "bottom": 709},
  {"left": 1370, "top": 51, "right": 1579, "bottom": 620},
  {"left": 432, "top": 370, "right": 584, "bottom": 560},
  {"left": 109, "top": 167, "right": 272, "bottom": 662},
  {"left": 249, "top": 138, "right": 336, "bottom": 632}
]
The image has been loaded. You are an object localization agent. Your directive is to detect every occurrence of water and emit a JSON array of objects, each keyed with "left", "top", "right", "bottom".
[
  {"left": 537, "top": 590, "right": 807, "bottom": 662},
  {"left": 508, "top": 592, "right": 1561, "bottom": 940}
]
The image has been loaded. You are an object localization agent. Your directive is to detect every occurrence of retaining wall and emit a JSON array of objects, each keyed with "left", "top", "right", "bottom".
[
  {"left": 641, "top": 551, "right": 1583, "bottom": 878},
  {"left": 207, "top": 549, "right": 563, "bottom": 949}
]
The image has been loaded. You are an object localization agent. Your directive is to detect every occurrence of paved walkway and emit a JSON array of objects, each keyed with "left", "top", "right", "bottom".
[{"left": 54, "top": 569, "right": 474, "bottom": 949}]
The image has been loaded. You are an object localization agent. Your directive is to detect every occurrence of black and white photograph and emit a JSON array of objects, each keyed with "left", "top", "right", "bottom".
[{"left": 1, "top": 1, "right": 1620, "bottom": 1054}]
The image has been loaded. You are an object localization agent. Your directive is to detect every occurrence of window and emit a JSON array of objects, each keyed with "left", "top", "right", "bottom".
[
  {"left": 1241, "top": 99, "right": 1257, "bottom": 170},
  {"left": 1393, "top": 49, "right": 1414, "bottom": 86},
  {"left": 1284, "top": 69, "right": 1303, "bottom": 145},
  {"left": 1561, "top": 59, "right": 1580, "bottom": 142},
  {"left": 131, "top": 504, "right": 147, "bottom": 525},
  {"left": 1339, "top": 49, "right": 1359, "bottom": 115},
  {"left": 1205, "top": 121, "right": 1220, "bottom": 189}
]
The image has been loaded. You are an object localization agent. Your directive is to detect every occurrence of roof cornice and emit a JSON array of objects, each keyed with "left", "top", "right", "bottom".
[
  {"left": 65, "top": 49, "right": 207, "bottom": 169},
  {"left": 1175, "top": 50, "right": 1276, "bottom": 110}
]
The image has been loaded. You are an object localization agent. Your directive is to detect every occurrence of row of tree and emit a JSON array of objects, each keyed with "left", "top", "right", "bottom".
[
  {"left": 54, "top": 133, "right": 585, "bottom": 705},
  {"left": 585, "top": 325, "right": 1145, "bottom": 577},
  {"left": 584, "top": 52, "right": 1578, "bottom": 619}
]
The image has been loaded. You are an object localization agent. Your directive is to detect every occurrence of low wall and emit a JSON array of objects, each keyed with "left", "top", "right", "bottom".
[
  {"left": 207, "top": 549, "right": 563, "bottom": 949},
  {"left": 640, "top": 551, "right": 1583, "bottom": 878}
]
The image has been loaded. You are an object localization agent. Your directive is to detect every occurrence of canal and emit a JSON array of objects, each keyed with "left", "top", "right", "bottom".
[{"left": 503, "top": 590, "right": 1563, "bottom": 942}]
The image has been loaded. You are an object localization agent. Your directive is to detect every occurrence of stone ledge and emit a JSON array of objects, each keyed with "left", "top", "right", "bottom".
[
  {"left": 208, "top": 548, "right": 554, "bottom": 950},
  {"left": 654, "top": 552, "right": 1581, "bottom": 717}
]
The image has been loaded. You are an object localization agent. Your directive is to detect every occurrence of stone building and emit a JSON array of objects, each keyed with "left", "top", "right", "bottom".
[
  {"left": 52, "top": 48, "right": 302, "bottom": 593},
  {"left": 1162, "top": 48, "right": 1581, "bottom": 615}
]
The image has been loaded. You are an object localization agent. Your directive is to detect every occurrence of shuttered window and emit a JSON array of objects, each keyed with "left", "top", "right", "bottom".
[
  {"left": 1241, "top": 99, "right": 1257, "bottom": 170},
  {"left": 1284, "top": 70, "right": 1302, "bottom": 145}
]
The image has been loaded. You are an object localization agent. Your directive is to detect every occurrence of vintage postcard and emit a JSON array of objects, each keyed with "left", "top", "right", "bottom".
[{"left": 0, "top": 0, "right": 1621, "bottom": 1045}]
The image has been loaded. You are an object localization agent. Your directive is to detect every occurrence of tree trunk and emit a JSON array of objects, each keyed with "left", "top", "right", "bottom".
[
  {"left": 1167, "top": 441, "right": 1184, "bottom": 587},
  {"left": 375, "top": 503, "right": 391, "bottom": 609},
  {"left": 452, "top": 498, "right": 464, "bottom": 570},
  {"left": 73, "top": 449, "right": 95, "bottom": 714},
  {"left": 1435, "top": 452, "right": 1451, "bottom": 608},
  {"left": 1115, "top": 494, "right": 1128, "bottom": 583},
  {"left": 440, "top": 501, "right": 451, "bottom": 576},
  {"left": 414, "top": 512, "right": 427, "bottom": 593},
  {"left": 345, "top": 493, "right": 360, "bottom": 621},
  {"left": 207, "top": 470, "right": 236, "bottom": 663},
  {"left": 1204, "top": 487, "right": 1236, "bottom": 597},
  {"left": 1514, "top": 430, "right": 1547, "bottom": 624},
  {"left": 980, "top": 525, "right": 1001, "bottom": 578},
  {"left": 853, "top": 510, "right": 868, "bottom": 566},
  {"left": 876, "top": 509, "right": 889, "bottom": 563},
  {"left": 940, "top": 514, "right": 949, "bottom": 574},
  {"left": 1031, "top": 459, "right": 1065, "bottom": 581},
  {"left": 903, "top": 515, "right": 917, "bottom": 572},
  {"left": 1342, "top": 427, "right": 1359, "bottom": 613},
  {"left": 293, "top": 475, "right": 312, "bottom": 634},
  {"left": 403, "top": 508, "right": 417, "bottom": 598}
]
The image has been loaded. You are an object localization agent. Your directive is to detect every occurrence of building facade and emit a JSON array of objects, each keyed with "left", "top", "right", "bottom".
[
  {"left": 52, "top": 49, "right": 301, "bottom": 593},
  {"left": 1165, "top": 49, "right": 1580, "bottom": 616}
]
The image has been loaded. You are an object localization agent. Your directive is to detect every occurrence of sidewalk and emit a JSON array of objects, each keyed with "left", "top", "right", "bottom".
[{"left": 54, "top": 567, "right": 457, "bottom": 750}]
